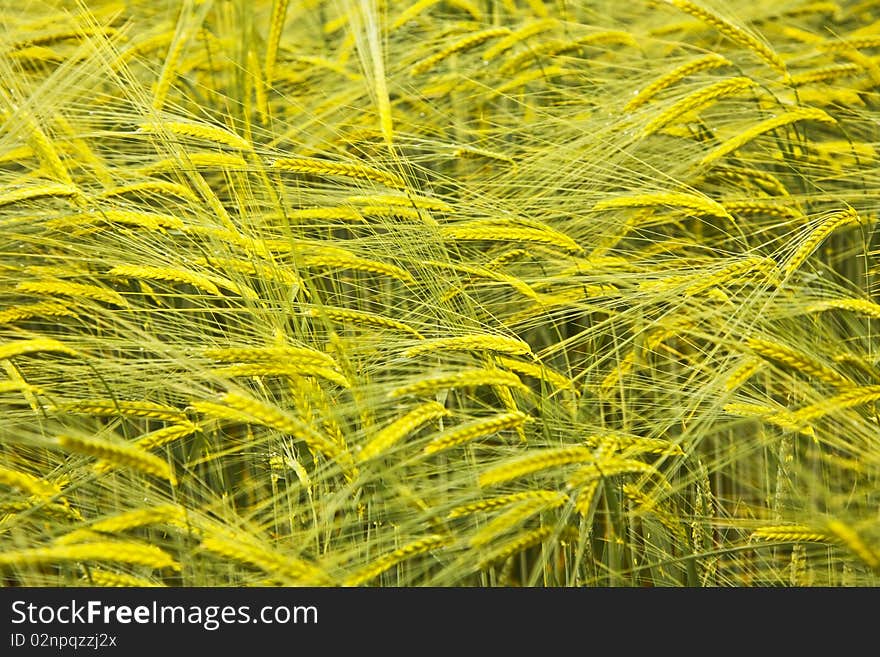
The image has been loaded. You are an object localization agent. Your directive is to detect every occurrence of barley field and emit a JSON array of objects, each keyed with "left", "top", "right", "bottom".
[{"left": 1, "top": 0, "right": 879, "bottom": 588}]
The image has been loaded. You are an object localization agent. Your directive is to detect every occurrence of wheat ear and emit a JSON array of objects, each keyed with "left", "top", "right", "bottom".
[
  {"left": 625, "top": 53, "right": 731, "bottom": 111},
  {"left": 479, "top": 446, "right": 597, "bottom": 487},
  {"left": 0, "top": 542, "right": 180, "bottom": 571},
  {"left": 0, "top": 338, "right": 80, "bottom": 361},
  {"left": 594, "top": 192, "right": 732, "bottom": 219},
  {"left": 84, "top": 569, "right": 166, "bottom": 587},
  {"left": 200, "top": 533, "right": 332, "bottom": 585},
  {"left": 469, "top": 492, "right": 567, "bottom": 547},
  {"left": 660, "top": 0, "right": 788, "bottom": 78},
  {"left": 390, "top": 369, "right": 528, "bottom": 399},
  {"left": 700, "top": 107, "right": 838, "bottom": 168},
  {"left": 424, "top": 411, "right": 529, "bottom": 455},
  {"left": 344, "top": 535, "right": 449, "bottom": 586},
  {"left": 58, "top": 435, "right": 177, "bottom": 484},
  {"left": 639, "top": 76, "right": 756, "bottom": 138},
  {"left": 272, "top": 157, "right": 405, "bottom": 188},
  {"left": 403, "top": 334, "right": 532, "bottom": 358},
  {"left": 358, "top": 401, "right": 449, "bottom": 462},
  {"left": 781, "top": 207, "right": 864, "bottom": 278},
  {"left": 410, "top": 27, "right": 511, "bottom": 75},
  {"left": 265, "top": 0, "right": 290, "bottom": 86}
]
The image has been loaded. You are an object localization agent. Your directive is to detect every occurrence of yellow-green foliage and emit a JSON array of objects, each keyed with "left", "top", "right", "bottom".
[{"left": 1, "top": 0, "right": 879, "bottom": 588}]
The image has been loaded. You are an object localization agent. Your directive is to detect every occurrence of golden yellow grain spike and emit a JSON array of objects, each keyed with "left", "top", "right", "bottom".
[
  {"left": 344, "top": 535, "right": 449, "bottom": 586},
  {"left": 48, "top": 209, "right": 186, "bottom": 232},
  {"left": 310, "top": 306, "right": 424, "bottom": 339},
  {"left": 0, "top": 542, "right": 180, "bottom": 571},
  {"left": 478, "top": 525, "right": 554, "bottom": 568},
  {"left": 640, "top": 76, "right": 756, "bottom": 138},
  {"left": 16, "top": 280, "right": 127, "bottom": 307},
  {"left": 571, "top": 480, "right": 601, "bottom": 518},
  {"left": 790, "top": 384, "right": 880, "bottom": 424},
  {"left": 99, "top": 180, "right": 198, "bottom": 201},
  {"left": 200, "top": 393, "right": 356, "bottom": 476},
  {"left": 723, "top": 402, "right": 815, "bottom": 437},
  {"left": 426, "top": 258, "right": 540, "bottom": 301},
  {"left": 211, "top": 363, "right": 350, "bottom": 388},
  {"left": 622, "top": 484, "right": 687, "bottom": 542},
  {"left": 272, "top": 157, "right": 405, "bottom": 188},
  {"left": 566, "top": 458, "right": 657, "bottom": 487},
  {"left": 825, "top": 520, "right": 880, "bottom": 569},
  {"left": 807, "top": 298, "right": 880, "bottom": 319},
  {"left": 701, "top": 107, "right": 838, "bottom": 168},
  {"left": 722, "top": 200, "right": 805, "bottom": 222},
  {"left": 482, "top": 19, "right": 558, "bottom": 61},
  {"left": 410, "top": 27, "right": 511, "bottom": 75},
  {"left": 748, "top": 338, "right": 852, "bottom": 388},
  {"left": 56, "top": 505, "right": 189, "bottom": 545},
  {"left": 706, "top": 164, "right": 792, "bottom": 198},
  {"left": 84, "top": 569, "right": 166, "bottom": 587},
  {"left": 246, "top": 48, "right": 269, "bottom": 125},
  {"left": 625, "top": 53, "right": 731, "bottom": 111},
  {"left": 302, "top": 254, "right": 416, "bottom": 284},
  {"left": 265, "top": 0, "right": 289, "bottom": 86},
  {"left": 790, "top": 63, "right": 862, "bottom": 86},
  {"left": 782, "top": 207, "right": 865, "bottom": 278},
  {"left": 440, "top": 220, "right": 583, "bottom": 254},
  {"left": 204, "top": 346, "right": 337, "bottom": 369},
  {"left": 390, "top": 369, "right": 528, "bottom": 399},
  {"left": 685, "top": 256, "right": 779, "bottom": 296},
  {"left": 453, "top": 145, "right": 515, "bottom": 165},
  {"left": 0, "top": 182, "right": 80, "bottom": 207},
  {"left": 0, "top": 144, "right": 36, "bottom": 166},
  {"left": 138, "top": 121, "right": 250, "bottom": 151},
  {"left": 820, "top": 35, "right": 880, "bottom": 52},
  {"left": 593, "top": 192, "right": 732, "bottom": 220},
  {"left": 0, "top": 465, "right": 66, "bottom": 503},
  {"left": 108, "top": 264, "right": 223, "bottom": 296},
  {"left": 358, "top": 401, "right": 449, "bottom": 462},
  {"left": 59, "top": 435, "right": 177, "bottom": 485},
  {"left": 0, "top": 338, "right": 79, "bottom": 361},
  {"left": 725, "top": 356, "right": 765, "bottom": 391},
  {"left": 446, "top": 490, "right": 558, "bottom": 519},
  {"left": 0, "top": 381, "right": 43, "bottom": 396},
  {"left": 60, "top": 399, "right": 187, "bottom": 422},
  {"left": 448, "top": 0, "right": 482, "bottom": 20},
  {"left": 469, "top": 492, "right": 567, "bottom": 547},
  {"left": 660, "top": 0, "right": 788, "bottom": 79},
  {"left": 479, "top": 446, "right": 597, "bottom": 487},
  {"left": 194, "top": 256, "right": 303, "bottom": 289},
  {"left": 751, "top": 525, "right": 830, "bottom": 542},
  {"left": 600, "top": 322, "right": 688, "bottom": 395},
  {"left": 424, "top": 411, "right": 529, "bottom": 455},
  {"left": 583, "top": 432, "right": 684, "bottom": 457},
  {"left": 391, "top": 0, "right": 442, "bottom": 30},
  {"left": 200, "top": 534, "right": 332, "bottom": 585},
  {"left": 403, "top": 334, "right": 532, "bottom": 359},
  {"left": 496, "top": 357, "right": 577, "bottom": 396},
  {"left": 126, "top": 422, "right": 200, "bottom": 454},
  {"left": 352, "top": 0, "right": 394, "bottom": 145},
  {"left": 358, "top": 204, "right": 431, "bottom": 222},
  {"left": 20, "top": 111, "right": 74, "bottom": 186},
  {"left": 152, "top": 4, "right": 210, "bottom": 111}
]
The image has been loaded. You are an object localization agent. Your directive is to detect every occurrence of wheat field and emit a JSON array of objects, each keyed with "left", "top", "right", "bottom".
[{"left": 1, "top": 0, "right": 878, "bottom": 587}]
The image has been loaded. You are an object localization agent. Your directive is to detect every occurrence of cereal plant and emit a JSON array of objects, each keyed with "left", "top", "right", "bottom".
[{"left": 1, "top": 0, "right": 879, "bottom": 587}]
